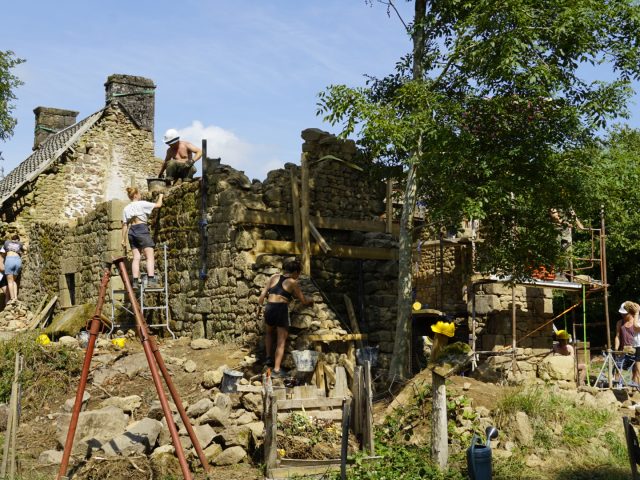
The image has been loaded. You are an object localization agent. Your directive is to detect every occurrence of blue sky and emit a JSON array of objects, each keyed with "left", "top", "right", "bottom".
[{"left": 2, "top": 1, "right": 639, "bottom": 181}]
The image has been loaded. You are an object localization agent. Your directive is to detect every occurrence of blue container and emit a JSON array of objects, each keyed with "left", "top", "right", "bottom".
[{"left": 467, "top": 434, "right": 493, "bottom": 480}]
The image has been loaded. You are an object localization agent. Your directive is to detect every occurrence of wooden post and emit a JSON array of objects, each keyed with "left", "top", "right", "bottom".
[
  {"left": 385, "top": 178, "right": 393, "bottom": 234},
  {"left": 431, "top": 372, "right": 448, "bottom": 469},
  {"left": 352, "top": 366, "right": 363, "bottom": 437},
  {"left": 264, "top": 393, "right": 278, "bottom": 472},
  {"left": 340, "top": 397, "right": 352, "bottom": 480},
  {"left": 363, "top": 361, "right": 374, "bottom": 455},
  {"left": 300, "top": 153, "right": 311, "bottom": 275},
  {"left": 1, "top": 353, "right": 21, "bottom": 478},
  {"left": 290, "top": 169, "right": 302, "bottom": 246}
]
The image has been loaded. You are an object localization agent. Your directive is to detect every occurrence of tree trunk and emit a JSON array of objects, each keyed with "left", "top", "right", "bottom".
[{"left": 388, "top": 0, "right": 427, "bottom": 380}]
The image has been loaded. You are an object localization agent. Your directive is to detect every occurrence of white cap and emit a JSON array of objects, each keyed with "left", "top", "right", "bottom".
[{"left": 619, "top": 302, "right": 628, "bottom": 314}]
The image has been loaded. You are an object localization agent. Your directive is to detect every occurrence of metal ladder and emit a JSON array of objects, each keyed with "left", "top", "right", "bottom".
[{"left": 109, "top": 244, "right": 175, "bottom": 339}]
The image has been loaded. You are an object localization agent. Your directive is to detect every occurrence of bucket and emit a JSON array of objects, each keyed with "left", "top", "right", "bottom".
[
  {"left": 291, "top": 350, "right": 319, "bottom": 373},
  {"left": 147, "top": 178, "right": 171, "bottom": 193},
  {"left": 77, "top": 331, "right": 89, "bottom": 348},
  {"left": 356, "top": 346, "right": 379, "bottom": 367},
  {"left": 220, "top": 369, "right": 244, "bottom": 393}
]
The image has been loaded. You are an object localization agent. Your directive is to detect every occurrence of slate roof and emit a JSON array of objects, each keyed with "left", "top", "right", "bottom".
[{"left": 0, "top": 109, "right": 104, "bottom": 207}]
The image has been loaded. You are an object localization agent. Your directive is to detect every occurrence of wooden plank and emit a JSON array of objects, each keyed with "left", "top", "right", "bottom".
[
  {"left": 279, "top": 458, "right": 342, "bottom": 466},
  {"left": 237, "top": 209, "right": 399, "bottom": 235},
  {"left": 269, "top": 464, "right": 341, "bottom": 478},
  {"left": 323, "top": 364, "right": 336, "bottom": 386},
  {"left": 236, "top": 384, "right": 263, "bottom": 393},
  {"left": 304, "top": 333, "right": 367, "bottom": 342},
  {"left": 292, "top": 385, "right": 321, "bottom": 400},
  {"left": 342, "top": 357, "right": 355, "bottom": 383},
  {"left": 385, "top": 178, "right": 393, "bottom": 234},
  {"left": 277, "top": 397, "right": 344, "bottom": 410},
  {"left": 254, "top": 240, "right": 398, "bottom": 261},
  {"left": 29, "top": 295, "right": 58, "bottom": 330},
  {"left": 333, "top": 366, "right": 349, "bottom": 398},
  {"left": 277, "top": 409, "right": 342, "bottom": 422},
  {"left": 343, "top": 295, "right": 364, "bottom": 353},
  {"left": 315, "top": 359, "right": 326, "bottom": 394},
  {"left": 363, "top": 361, "right": 374, "bottom": 455},
  {"left": 290, "top": 169, "right": 302, "bottom": 245},
  {"left": 309, "top": 221, "right": 331, "bottom": 253},
  {"left": 32, "top": 296, "right": 48, "bottom": 320},
  {"left": 300, "top": 152, "right": 311, "bottom": 275}
]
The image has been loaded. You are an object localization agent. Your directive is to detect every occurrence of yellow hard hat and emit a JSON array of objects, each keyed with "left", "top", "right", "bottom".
[
  {"left": 431, "top": 321, "right": 455, "bottom": 338},
  {"left": 412, "top": 301, "right": 422, "bottom": 311},
  {"left": 36, "top": 334, "right": 51, "bottom": 345},
  {"left": 112, "top": 338, "right": 126, "bottom": 348},
  {"left": 556, "top": 330, "right": 570, "bottom": 340}
]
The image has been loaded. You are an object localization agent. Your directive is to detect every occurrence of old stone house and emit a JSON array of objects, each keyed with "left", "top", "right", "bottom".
[
  {"left": 0, "top": 74, "right": 159, "bottom": 309},
  {"left": 0, "top": 73, "right": 559, "bottom": 380}
]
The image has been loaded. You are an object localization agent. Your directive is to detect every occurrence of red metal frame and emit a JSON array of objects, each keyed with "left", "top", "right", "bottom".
[{"left": 57, "top": 258, "right": 210, "bottom": 479}]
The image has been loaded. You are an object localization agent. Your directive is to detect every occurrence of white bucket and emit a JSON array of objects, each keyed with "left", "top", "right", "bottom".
[{"left": 291, "top": 350, "right": 319, "bottom": 372}]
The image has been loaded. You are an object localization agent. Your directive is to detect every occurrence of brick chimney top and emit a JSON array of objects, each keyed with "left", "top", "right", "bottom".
[{"left": 33, "top": 107, "right": 79, "bottom": 150}]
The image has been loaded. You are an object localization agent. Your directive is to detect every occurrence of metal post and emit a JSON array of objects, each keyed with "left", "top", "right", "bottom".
[
  {"left": 57, "top": 268, "right": 112, "bottom": 479},
  {"left": 114, "top": 258, "right": 208, "bottom": 476},
  {"left": 600, "top": 207, "right": 611, "bottom": 350}
]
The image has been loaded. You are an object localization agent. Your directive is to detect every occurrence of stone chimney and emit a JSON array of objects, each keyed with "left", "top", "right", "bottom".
[
  {"left": 105, "top": 74, "right": 156, "bottom": 132},
  {"left": 33, "top": 107, "right": 79, "bottom": 150}
]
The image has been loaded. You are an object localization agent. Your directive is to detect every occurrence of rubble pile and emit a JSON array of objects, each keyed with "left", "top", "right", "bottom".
[
  {"left": 0, "top": 300, "right": 34, "bottom": 333},
  {"left": 38, "top": 339, "right": 265, "bottom": 471}
]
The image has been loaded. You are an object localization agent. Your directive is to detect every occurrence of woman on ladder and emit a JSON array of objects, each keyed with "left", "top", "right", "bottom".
[{"left": 122, "top": 187, "right": 163, "bottom": 289}]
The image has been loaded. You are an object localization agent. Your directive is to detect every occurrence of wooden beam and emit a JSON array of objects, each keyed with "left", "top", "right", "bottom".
[
  {"left": 290, "top": 169, "right": 302, "bottom": 245},
  {"left": 29, "top": 296, "right": 58, "bottom": 330},
  {"left": 264, "top": 393, "right": 278, "bottom": 470},
  {"left": 269, "top": 465, "right": 341, "bottom": 478},
  {"left": 278, "top": 410, "right": 342, "bottom": 421},
  {"left": 277, "top": 397, "right": 344, "bottom": 410},
  {"left": 364, "top": 361, "right": 374, "bottom": 455},
  {"left": 309, "top": 221, "right": 331, "bottom": 253},
  {"left": 300, "top": 152, "right": 311, "bottom": 275},
  {"left": 237, "top": 209, "right": 400, "bottom": 235},
  {"left": 304, "top": 333, "right": 367, "bottom": 342},
  {"left": 254, "top": 239, "right": 398, "bottom": 261}
]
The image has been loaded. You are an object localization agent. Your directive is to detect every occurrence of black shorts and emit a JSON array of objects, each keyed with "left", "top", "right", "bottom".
[
  {"left": 128, "top": 223, "right": 155, "bottom": 250},
  {"left": 264, "top": 302, "right": 290, "bottom": 328}
]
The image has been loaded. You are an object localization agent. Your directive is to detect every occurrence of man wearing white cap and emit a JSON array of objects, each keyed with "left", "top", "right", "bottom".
[
  {"left": 614, "top": 301, "right": 640, "bottom": 384},
  {"left": 159, "top": 128, "right": 202, "bottom": 184}
]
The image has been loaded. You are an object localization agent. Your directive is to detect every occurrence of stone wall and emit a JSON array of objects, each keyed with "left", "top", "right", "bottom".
[{"left": 21, "top": 201, "right": 123, "bottom": 312}]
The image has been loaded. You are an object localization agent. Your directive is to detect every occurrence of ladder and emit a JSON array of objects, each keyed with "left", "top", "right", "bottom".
[{"left": 109, "top": 244, "right": 175, "bottom": 339}]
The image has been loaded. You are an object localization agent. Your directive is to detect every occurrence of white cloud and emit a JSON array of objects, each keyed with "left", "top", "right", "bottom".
[{"left": 167, "top": 121, "right": 285, "bottom": 180}]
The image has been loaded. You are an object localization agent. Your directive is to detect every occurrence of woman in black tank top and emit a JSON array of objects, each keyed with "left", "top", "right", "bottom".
[{"left": 258, "top": 259, "right": 314, "bottom": 377}]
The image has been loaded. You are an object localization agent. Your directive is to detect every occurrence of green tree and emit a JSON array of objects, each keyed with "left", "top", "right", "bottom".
[
  {"left": 318, "top": 0, "right": 640, "bottom": 379},
  {"left": 0, "top": 50, "right": 25, "bottom": 142},
  {"left": 581, "top": 128, "right": 640, "bottom": 303}
]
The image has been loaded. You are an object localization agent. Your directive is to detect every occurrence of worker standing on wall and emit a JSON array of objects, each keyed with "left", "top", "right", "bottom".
[
  {"left": 258, "top": 259, "right": 314, "bottom": 378},
  {"left": 122, "top": 187, "right": 163, "bottom": 289},
  {"left": 159, "top": 128, "right": 202, "bottom": 184}
]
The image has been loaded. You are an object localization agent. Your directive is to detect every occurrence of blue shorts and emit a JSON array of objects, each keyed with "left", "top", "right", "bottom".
[
  {"left": 128, "top": 223, "right": 155, "bottom": 250},
  {"left": 4, "top": 256, "right": 21, "bottom": 276}
]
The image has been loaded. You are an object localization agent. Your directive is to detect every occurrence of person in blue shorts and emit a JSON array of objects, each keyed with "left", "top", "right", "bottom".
[{"left": 3, "top": 235, "right": 25, "bottom": 302}]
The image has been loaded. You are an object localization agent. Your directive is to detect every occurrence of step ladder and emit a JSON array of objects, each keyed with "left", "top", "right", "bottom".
[{"left": 109, "top": 244, "right": 175, "bottom": 339}]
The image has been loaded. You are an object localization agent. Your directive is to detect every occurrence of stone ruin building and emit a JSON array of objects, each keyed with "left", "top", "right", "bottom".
[{"left": 0, "top": 73, "right": 559, "bottom": 381}]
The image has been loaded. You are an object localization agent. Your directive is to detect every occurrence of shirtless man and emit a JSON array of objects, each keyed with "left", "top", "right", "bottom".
[{"left": 159, "top": 128, "right": 202, "bottom": 183}]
